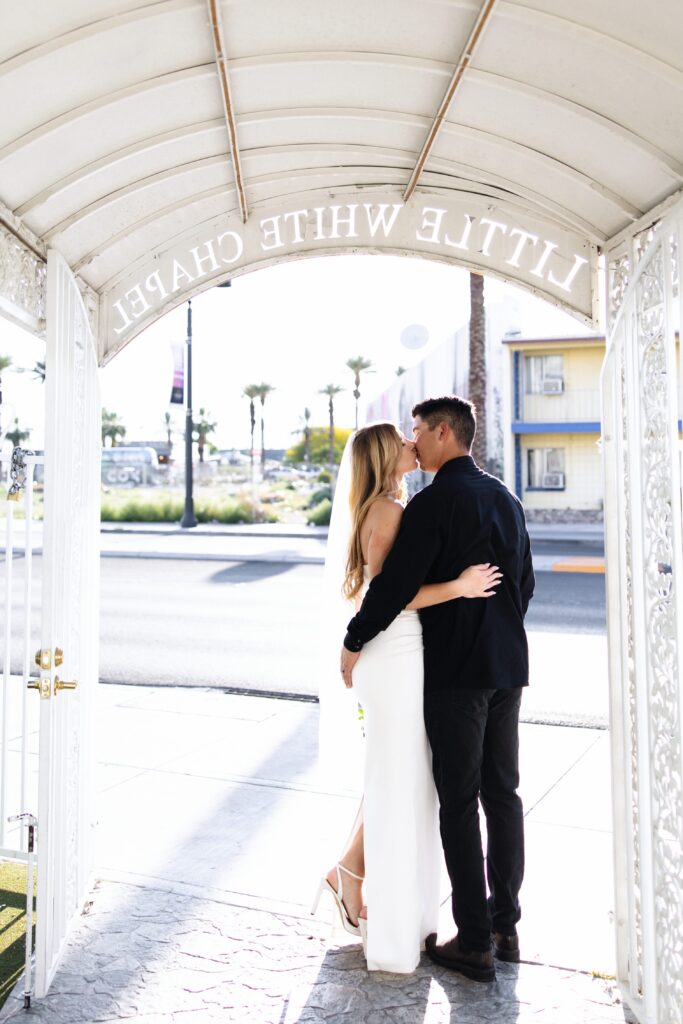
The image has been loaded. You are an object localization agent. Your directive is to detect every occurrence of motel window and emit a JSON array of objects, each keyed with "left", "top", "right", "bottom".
[
  {"left": 527, "top": 447, "right": 565, "bottom": 489},
  {"left": 525, "top": 354, "right": 564, "bottom": 394}
]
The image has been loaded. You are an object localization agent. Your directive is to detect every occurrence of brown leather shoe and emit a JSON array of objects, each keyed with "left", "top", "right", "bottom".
[
  {"left": 425, "top": 933, "right": 495, "bottom": 982},
  {"left": 492, "top": 931, "right": 520, "bottom": 962}
]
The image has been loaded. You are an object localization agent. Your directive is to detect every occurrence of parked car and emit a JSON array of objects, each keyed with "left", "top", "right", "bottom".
[
  {"left": 218, "top": 449, "right": 251, "bottom": 465},
  {"left": 101, "top": 446, "right": 159, "bottom": 487}
]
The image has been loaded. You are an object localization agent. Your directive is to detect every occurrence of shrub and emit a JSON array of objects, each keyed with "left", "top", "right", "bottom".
[
  {"left": 196, "top": 501, "right": 253, "bottom": 524},
  {"left": 306, "top": 497, "right": 332, "bottom": 526},
  {"left": 101, "top": 498, "right": 184, "bottom": 522},
  {"left": 100, "top": 496, "right": 276, "bottom": 524},
  {"left": 307, "top": 486, "right": 332, "bottom": 508},
  {"left": 317, "top": 469, "right": 332, "bottom": 484}
]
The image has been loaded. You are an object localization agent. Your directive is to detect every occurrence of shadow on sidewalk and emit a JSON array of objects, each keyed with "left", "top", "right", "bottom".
[
  {"left": 276, "top": 949, "right": 526, "bottom": 1024},
  {"left": 2, "top": 711, "right": 318, "bottom": 1021},
  {"left": 209, "top": 561, "right": 297, "bottom": 584}
]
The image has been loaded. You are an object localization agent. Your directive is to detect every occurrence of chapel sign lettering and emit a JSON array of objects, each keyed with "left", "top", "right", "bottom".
[{"left": 103, "top": 195, "right": 596, "bottom": 352}]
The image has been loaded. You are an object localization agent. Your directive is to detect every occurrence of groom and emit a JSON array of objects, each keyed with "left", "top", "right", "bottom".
[{"left": 341, "top": 396, "right": 534, "bottom": 982}]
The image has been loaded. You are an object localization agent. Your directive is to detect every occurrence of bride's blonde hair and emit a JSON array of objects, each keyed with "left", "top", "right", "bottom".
[{"left": 342, "top": 423, "right": 405, "bottom": 600}]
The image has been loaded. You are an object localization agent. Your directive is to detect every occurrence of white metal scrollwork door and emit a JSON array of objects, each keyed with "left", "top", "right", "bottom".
[
  {"left": 32, "top": 250, "right": 101, "bottom": 998},
  {"left": 601, "top": 205, "right": 683, "bottom": 1024}
]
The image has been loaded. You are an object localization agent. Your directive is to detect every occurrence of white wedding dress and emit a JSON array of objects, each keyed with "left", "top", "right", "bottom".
[{"left": 351, "top": 567, "right": 442, "bottom": 973}]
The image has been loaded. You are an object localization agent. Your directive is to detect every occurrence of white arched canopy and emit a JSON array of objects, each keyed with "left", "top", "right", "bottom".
[{"left": 1, "top": 0, "right": 682, "bottom": 360}]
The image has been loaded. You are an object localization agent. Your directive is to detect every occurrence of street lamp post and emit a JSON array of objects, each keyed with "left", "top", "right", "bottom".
[{"left": 180, "top": 299, "right": 198, "bottom": 529}]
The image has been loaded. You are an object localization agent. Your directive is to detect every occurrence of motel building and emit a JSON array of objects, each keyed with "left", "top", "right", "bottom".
[
  {"left": 369, "top": 321, "right": 611, "bottom": 524},
  {"left": 504, "top": 334, "right": 606, "bottom": 521},
  {"left": 0, "top": 3, "right": 682, "bottom": 1022},
  {"left": 502, "top": 333, "right": 683, "bottom": 521}
]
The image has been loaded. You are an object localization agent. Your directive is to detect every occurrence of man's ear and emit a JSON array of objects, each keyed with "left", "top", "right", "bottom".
[{"left": 437, "top": 421, "right": 449, "bottom": 442}]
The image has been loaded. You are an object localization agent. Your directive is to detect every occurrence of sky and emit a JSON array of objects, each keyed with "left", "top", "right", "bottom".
[{"left": 0, "top": 254, "right": 593, "bottom": 452}]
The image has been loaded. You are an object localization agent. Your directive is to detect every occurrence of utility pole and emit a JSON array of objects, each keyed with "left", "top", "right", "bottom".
[{"left": 180, "top": 300, "right": 198, "bottom": 528}]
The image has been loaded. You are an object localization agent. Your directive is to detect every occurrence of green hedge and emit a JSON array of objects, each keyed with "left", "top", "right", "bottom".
[
  {"left": 307, "top": 485, "right": 333, "bottom": 509},
  {"left": 306, "top": 497, "right": 332, "bottom": 526},
  {"left": 101, "top": 497, "right": 276, "bottom": 524}
]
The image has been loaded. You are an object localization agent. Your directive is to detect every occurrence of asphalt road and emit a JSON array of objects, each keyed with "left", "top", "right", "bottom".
[
  {"left": 102, "top": 557, "right": 605, "bottom": 693},
  {"left": 1, "top": 554, "right": 606, "bottom": 696}
]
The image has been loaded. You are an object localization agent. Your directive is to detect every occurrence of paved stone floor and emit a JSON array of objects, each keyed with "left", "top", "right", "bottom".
[{"left": 1, "top": 879, "right": 635, "bottom": 1024}]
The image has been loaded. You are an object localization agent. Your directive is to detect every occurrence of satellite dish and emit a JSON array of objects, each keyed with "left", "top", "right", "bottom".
[{"left": 400, "top": 324, "right": 429, "bottom": 350}]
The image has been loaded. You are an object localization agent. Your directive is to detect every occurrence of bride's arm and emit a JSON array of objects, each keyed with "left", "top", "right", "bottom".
[{"left": 405, "top": 563, "right": 502, "bottom": 609}]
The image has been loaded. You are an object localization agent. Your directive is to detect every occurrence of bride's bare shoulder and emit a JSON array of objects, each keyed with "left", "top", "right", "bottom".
[{"left": 366, "top": 495, "right": 403, "bottom": 527}]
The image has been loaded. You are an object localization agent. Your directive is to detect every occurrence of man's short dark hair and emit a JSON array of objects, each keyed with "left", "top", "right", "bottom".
[{"left": 411, "top": 395, "right": 476, "bottom": 450}]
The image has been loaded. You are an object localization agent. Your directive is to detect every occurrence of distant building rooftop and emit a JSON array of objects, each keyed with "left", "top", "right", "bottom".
[{"left": 502, "top": 334, "right": 605, "bottom": 346}]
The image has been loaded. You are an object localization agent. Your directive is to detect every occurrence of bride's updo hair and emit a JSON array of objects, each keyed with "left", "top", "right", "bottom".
[{"left": 343, "top": 422, "right": 404, "bottom": 600}]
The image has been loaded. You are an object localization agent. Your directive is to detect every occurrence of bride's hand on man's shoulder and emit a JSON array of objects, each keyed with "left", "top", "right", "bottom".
[{"left": 455, "top": 563, "right": 503, "bottom": 599}]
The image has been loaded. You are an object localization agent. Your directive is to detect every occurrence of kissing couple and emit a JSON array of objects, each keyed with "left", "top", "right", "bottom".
[{"left": 314, "top": 395, "right": 534, "bottom": 981}]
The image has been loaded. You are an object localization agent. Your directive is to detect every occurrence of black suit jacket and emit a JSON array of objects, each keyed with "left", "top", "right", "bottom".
[{"left": 344, "top": 456, "right": 534, "bottom": 692}]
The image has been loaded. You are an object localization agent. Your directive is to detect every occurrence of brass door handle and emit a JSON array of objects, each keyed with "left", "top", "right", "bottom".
[{"left": 54, "top": 676, "right": 78, "bottom": 694}]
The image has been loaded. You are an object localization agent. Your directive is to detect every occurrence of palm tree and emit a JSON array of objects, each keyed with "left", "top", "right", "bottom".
[
  {"left": 301, "top": 406, "right": 312, "bottom": 463},
  {"left": 243, "top": 384, "right": 260, "bottom": 472},
  {"left": 468, "top": 272, "right": 487, "bottom": 469},
  {"left": 5, "top": 418, "right": 30, "bottom": 448},
  {"left": 346, "top": 355, "right": 374, "bottom": 429},
  {"left": 319, "top": 384, "right": 344, "bottom": 475},
  {"left": 163, "top": 411, "right": 173, "bottom": 458},
  {"left": 101, "top": 408, "right": 126, "bottom": 448},
  {"left": 253, "top": 383, "right": 275, "bottom": 471},
  {"left": 193, "top": 407, "right": 217, "bottom": 463}
]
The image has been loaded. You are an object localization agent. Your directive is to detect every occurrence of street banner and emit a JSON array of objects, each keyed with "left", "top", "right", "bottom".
[{"left": 170, "top": 344, "right": 184, "bottom": 404}]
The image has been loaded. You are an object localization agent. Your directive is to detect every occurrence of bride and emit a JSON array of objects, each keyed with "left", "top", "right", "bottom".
[{"left": 314, "top": 422, "right": 501, "bottom": 973}]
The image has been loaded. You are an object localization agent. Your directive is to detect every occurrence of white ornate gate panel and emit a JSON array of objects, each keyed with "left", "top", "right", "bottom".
[
  {"left": 33, "top": 250, "right": 101, "bottom": 999},
  {"left": 602, "top": 205, "right": 683, "bottom": 1024},
  {"left": 1, "top": 448, "right": 42, "bottom": 861}
]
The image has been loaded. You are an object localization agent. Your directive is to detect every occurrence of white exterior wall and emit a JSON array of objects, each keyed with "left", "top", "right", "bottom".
[{"left": 365, "top": 295, "right": 519, "bottom": 473}]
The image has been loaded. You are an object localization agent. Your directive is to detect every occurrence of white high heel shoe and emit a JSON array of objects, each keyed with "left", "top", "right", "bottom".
[{"left": 311, "top": 864, "right": 363, "bottom": 936}]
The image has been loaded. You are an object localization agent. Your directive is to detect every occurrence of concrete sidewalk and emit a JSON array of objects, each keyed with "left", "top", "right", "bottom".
[{"left": 1, "top": 684, "right": 634, "bottom": 1023}]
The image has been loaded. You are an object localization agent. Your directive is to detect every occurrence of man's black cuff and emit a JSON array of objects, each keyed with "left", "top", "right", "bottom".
[{"left": 343, "top": 632, "right": 364, "bottom": 653}]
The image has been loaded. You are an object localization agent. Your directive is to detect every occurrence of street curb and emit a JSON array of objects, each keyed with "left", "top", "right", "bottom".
[
  {"left": 549, "top": 557, "right": 605, "bottom": 574},
  {"left": 4, "top": 548, "right": 605, "bottom": 571},
  {"left": 99, "top": 524, "right": 329, "bottom": 539},
  {"left": 99, "top": 549, "right": 326, "bottom": 564},
  {"left": 98, "top": 680, "right": 608, "bottom": 731}
]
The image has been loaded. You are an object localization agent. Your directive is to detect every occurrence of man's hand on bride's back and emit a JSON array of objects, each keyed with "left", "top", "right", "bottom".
[{"left": 455, "top": 563, "right": 503, "bottom": 599}]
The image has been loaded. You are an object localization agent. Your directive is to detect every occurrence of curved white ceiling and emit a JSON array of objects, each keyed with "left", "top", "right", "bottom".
[{"left": 1, "top": 0, "right": 682, "bottom": 296}]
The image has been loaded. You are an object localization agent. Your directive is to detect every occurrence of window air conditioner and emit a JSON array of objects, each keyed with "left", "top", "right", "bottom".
[
  {"left": 542, "top": 378, "right": 564, "bottom": 394},
  {"left": 542, "top": 472, "right": 565, "bottom": 489}
]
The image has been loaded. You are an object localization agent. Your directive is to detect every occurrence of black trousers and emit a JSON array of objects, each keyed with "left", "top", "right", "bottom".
[{"left": 424, "top": 687, "right": 525, "bottom": 952}]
